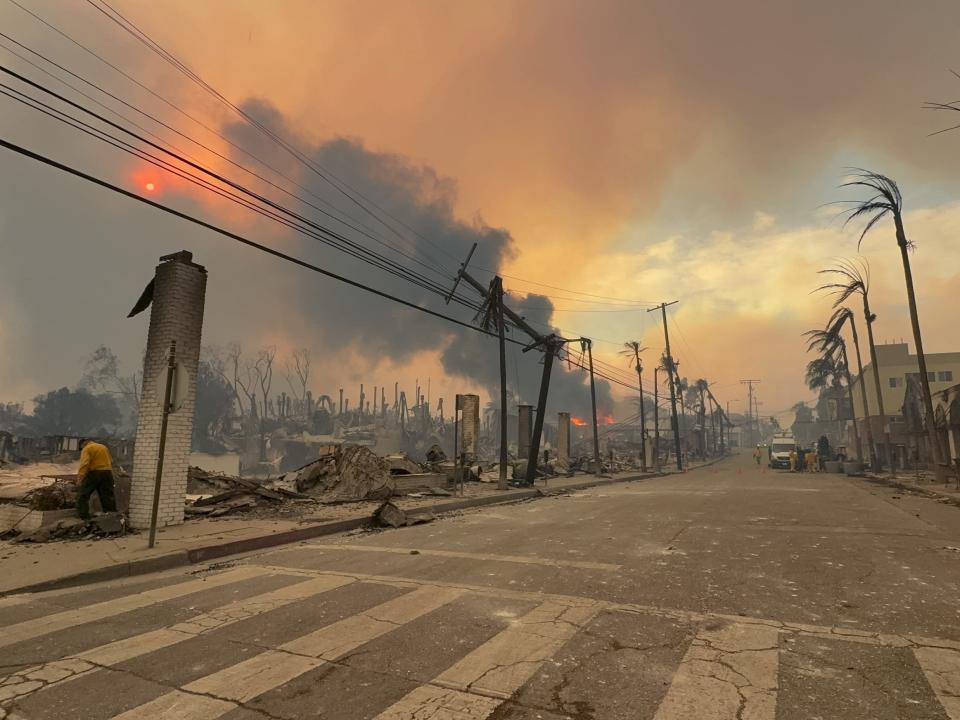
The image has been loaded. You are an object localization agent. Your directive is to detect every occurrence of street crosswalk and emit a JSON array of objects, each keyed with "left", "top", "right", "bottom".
[{"left": 1, "top": 563, "right": 959, "bottom": 719}]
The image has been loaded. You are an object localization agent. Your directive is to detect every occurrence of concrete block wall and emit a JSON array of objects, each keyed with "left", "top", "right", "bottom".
[
  {"left": 557, "top": 412, "right": 570, "bottom": 465},
  {"left": 459, "top": 394, "right": 480, "bottom": 462},
  {"left": 518, "top": 405, "right": 532, "bottom": 461},
  {"left": 128, "top": 252, "right": 207, "bottom": 530}
]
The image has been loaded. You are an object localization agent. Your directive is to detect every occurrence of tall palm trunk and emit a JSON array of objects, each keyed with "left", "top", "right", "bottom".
[
  {"left": 848, "top": 317, "right": 877, "bottom": 469},
  {"left": 840, "top": 343, "right": 863, "bottom": 462},
  {"left": 894, "top": 215, "right": 945, "bottom": 473},
  {"left": 862, "top": 293, "right": 893, "bottom": 473}
]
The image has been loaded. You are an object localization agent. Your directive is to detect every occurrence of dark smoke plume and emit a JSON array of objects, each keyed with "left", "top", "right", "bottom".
[{"left": 222, "top": 100, "right": 613, "bottom": 417}]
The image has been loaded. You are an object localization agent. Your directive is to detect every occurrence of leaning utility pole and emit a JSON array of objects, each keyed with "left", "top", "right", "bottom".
[
  {"left": 494, "top": 277, "right": 509, "bottom": 490},
  {"left": 705, "top": 384, "right": 728, "bottom": 456},
  {"left": 522, "top": 335, "right": 564, "bottom": 484},
  {"left": 648, "top": 302, "right": 682, "bottom": 470},
  {"left": 582, "top": 338, "right": 601, "bottom": 470},
  {"left": 447, "top": 244, "right": 564, "bottom": 485},
  {"left": 740, "top": 379, "right": 760, "bottom": 446}
]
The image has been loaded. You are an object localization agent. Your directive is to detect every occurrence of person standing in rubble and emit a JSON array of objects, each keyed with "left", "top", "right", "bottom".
[{"left": 76, "top": 438, "right": 117, "bottom": 520}]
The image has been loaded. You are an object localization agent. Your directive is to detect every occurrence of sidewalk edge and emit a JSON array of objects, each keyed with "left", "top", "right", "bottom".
[
  {"left": 2, "top": 456, "right": 727, "bottom": 595},
  {"left": 860, "top": 474, "right": 960, "bottom": 507}
]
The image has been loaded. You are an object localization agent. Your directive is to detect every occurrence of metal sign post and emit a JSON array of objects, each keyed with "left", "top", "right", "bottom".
[{"left": 148, "top": 340, "right": 176, "bottom": 549}]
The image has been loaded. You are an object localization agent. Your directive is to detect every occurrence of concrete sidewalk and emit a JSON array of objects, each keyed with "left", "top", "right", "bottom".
[
  {"left": 0, "top": 461, "right": 718, "bottom": 595},
  {"left": 861, "top": 470, "right": 960, "bottom": 506}
]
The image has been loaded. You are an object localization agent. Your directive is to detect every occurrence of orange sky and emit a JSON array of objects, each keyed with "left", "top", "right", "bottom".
[{"left": 2, "top": 0, "right": 960, "bottom": 419}]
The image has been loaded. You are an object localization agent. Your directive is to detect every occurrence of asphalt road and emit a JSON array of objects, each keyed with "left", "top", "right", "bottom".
[{"left": 3, "top": 451, "right": 960, "bottom": 719}]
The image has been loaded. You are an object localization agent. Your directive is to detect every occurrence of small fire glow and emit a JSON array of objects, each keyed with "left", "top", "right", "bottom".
[{"left": 570, "top": 414, "right": 615, "bottom": 427}]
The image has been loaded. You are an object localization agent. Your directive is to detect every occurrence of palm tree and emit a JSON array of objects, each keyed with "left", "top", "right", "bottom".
[
  {"left": 840, "top": 170, "right": 944, "bottom": 472},
  {"left": 817, "top": 258, "right": 891, "bottom": 470},
  {"left": 829, "top": 307, "right": 878, "bottom": 468},
  {"left": 806, "top": 355, "right": 844, "bottom": 393},
  {"left": 620, "top": 342, "right": 648, "bottom": 470},
  {"left": 805, "top": 321, "right": 863, "bottom": 462}
]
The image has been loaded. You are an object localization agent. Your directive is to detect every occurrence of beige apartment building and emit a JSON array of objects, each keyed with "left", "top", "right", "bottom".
[{"left": 850, "top": 343, "right": 960, "bottom": 422}]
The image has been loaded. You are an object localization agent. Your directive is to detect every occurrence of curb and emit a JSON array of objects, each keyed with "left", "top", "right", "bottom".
[
  {"left": 858, "top": 474, "right": 960, "bottom": 507},
  {"left": 6, "top": 551, "right": 191, "bottom": 597},
  {"left": 2, "top": 458, "right": 726, "bottom": 596}
]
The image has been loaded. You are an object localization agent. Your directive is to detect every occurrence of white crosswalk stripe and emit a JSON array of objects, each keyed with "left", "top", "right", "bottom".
[
  {"left": 4, "top": 563, "right": 960, "bottom": 720},
  {"left": 111, "top": 585, "right": 466, "bottom": 720},
  {"left": 0, "top": 574, "right": 355, "bottom": 703},
  {"left": 653, "top": 621, "right": 780, "bottom": 720},
  {"left": 375, "top": 601, "right": 599, "bottom": 719},
  {"left": 0, "top": 566, "right": 264, "bottom": 650},
  {"left": 914, "top": 646, "right": 960, "bottom": 720}
]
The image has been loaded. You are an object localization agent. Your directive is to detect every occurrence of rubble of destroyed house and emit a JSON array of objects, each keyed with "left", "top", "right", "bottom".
[{"left": 1, "top": 375, "right": 662, "bottom": 541}]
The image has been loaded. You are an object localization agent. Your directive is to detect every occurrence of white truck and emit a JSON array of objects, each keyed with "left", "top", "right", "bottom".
[{"left": 768, "top": 432, "right": 796, "bottom": 469}]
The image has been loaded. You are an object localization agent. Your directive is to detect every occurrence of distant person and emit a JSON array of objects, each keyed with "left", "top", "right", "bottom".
[
  {"left": 753, "top": 445, "right": 762, "bottom": 465},
  {"left": 817, "top": 436, "right": 831, "bottom": 470},
  {"left": 76, "top": 438, "right": 117, "bottom": 520},
  {"left": 788, "top": 448, "right": 797, "bottom": 472},
  {"left": 805, "top": 448, "right": 817, "bottom": 473}
]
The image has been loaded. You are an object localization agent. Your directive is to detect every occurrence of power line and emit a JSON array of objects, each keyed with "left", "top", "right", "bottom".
[
  {"left": 483, "top": 268, "right": 660, "bottom": 304},
  {"left": 84, "top": 0, "right": 464, "bottom": 270},
  {"left": 0, "top": 30, "right": 454, "bottom": 283},
  {"left": 4, "top": 0, "right": 450, "bottom": 277},
  {"left": 0, "top": 136, "right": 504, "bottom": 339},
  {"left": 0, "top": 82, "right": 481, "bottom": 317},
  {"left": 8, "top": 0, "right": 664, "bottom": 340},
  {"left": 0, "top": 66, "right": 483, "bottom": 313},
  {"left": 0, "top": 134, "right": 642, "bottom": 395}
]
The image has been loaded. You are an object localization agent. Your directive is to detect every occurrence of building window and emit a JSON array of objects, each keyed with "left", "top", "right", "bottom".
[
  {"left": 928, "top": 371, "right": 936, "bottom": 381},
  {"left": 938, "top": 370, "right": 954, "bottom": 382},
  {"left": 889, "top": 377, "right": 902, "bottom": 388}
]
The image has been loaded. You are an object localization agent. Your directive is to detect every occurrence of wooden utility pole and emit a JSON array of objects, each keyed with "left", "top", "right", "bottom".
[
  {"left": 653, "top": 365, "right": 661, "bottom": 471},
  {"left": 494, "top": 277, "right": 509, "bottom": 490},
  {"left": 740, "top": 379, "right": 760, "bottom": 446},
  {"left": 648, "top": 302, "right": 682, "bottom": 470},
  {"left": 630, "top": 344, "right": 648, "bottom": 471},
  {"left": 446, "top": 244, "right": 571, "bottom": 486},
  {"left": 522, "top": 335, "right": 563, "bottom": 484},
  {"left": 582, "top": 338, "right": 601, "bottom": 470}
]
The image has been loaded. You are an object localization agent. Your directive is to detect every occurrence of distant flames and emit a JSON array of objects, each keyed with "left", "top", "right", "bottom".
[{"left": 570, "top": 414, "right": 615, "bottom": 427}]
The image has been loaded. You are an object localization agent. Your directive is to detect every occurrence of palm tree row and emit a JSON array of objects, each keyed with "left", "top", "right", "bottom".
[{"left": 805, "top": 170, "right": 944, "bottom": 473}]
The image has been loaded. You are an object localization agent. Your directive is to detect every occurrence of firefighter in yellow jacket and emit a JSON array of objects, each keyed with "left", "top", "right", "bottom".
[{"left": 76, "top": 438, "right": 117, "bottom": 520}]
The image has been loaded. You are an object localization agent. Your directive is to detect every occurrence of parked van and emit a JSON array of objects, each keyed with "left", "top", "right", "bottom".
[{"left": 768, "top": 432, "right": 796, "bottom": 469}]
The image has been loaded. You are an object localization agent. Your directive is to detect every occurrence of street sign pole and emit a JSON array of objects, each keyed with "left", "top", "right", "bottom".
[{"left": 148, "top": 340, "right": 176, "bottom": 549}]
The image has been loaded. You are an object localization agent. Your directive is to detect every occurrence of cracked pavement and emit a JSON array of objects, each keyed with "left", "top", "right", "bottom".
[{"left": 3, "top": 452, "right": 960, "bottom": 718}]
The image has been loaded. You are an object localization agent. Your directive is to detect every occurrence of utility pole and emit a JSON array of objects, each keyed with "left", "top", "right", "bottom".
[
  {"left": 446, "top": 244, "right": 576, "bottom": 486},
  {"left": 740, "top": 379, "right": 760, "bottom": 446},
  {"left": 653, "top": 365, "right": 661, "bottom": 471},
  {"left": 493, "top": 277, "right": 509, "bottom": 490},
  {"left": 648, "top": 302, "right": 682, "bottom": 470},
  {"left": 522, "top": 335, "right": 563, "bottom": 485},
  {"left": 582, "top": 338, "right": 601, "bottom": 470},
  {"left": 630, "top": 344, "right": 648, "bottom": 472}
]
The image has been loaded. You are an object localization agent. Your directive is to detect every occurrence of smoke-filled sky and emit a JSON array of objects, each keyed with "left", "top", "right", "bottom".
[{"left": 1, "top": 0, "right": 959, "bottom": 422}]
